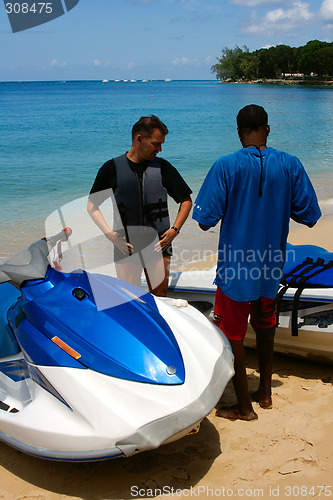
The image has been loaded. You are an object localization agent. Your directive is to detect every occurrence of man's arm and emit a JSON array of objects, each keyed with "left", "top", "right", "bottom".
[
  {"left": 291, "top": 213, "right": 317, "bottom": 228},
  {"left": 87, "top": 198, "right": 133, "bottom": 254},
  {"left": 290, "top": 159, "right": 322, "bottom": 228},
  {"left": 192, "top": 158, "right": 226, "bottom": 230},
  {"left": 173, "top": 196, "right": 193, "bottom": 231},
  {"left": 157, "top": 196, "right": 192, "bottom": 251}
]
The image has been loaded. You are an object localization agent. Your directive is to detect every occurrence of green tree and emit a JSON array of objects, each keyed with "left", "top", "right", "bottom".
[
  {"left": 256, "top": 48, "right": 276, "bottom": 79},
  {"left": 273, "top": 45, "right": 296, "bottom": 76},
  {"left": 211, "top": 45, "right": 249, "bottom": 80},
  {"left": 298, "top": 40, "right": 331, "bottom": 76},
  {"left": 239, "top": 50, "right": 257, "bottom": 80},
  {"left": 212, "top": 41, "right": 333, "bottom": 81},
  {"left": 316, "top": 45, "right": 333, "bottom": 77}
]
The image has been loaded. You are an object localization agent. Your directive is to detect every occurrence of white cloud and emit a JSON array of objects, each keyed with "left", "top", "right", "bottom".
[
  {"left": 232, "top": 0, "right": 280, "bottom": 6},
  {"left": 168, "top": 0, "right": 200, "bottom": 6},
  {"left": 243, "top": 1, "right": 314, "bottom": 34},
  {"left": 267, "top": 1, "right": 312, "bottom": 21},
  {"left": 172, "top": 56, "right": 190, "bottom": 67},
  {"left": 171, "top": 55, "right": 213, "bottom": 68},
  {"left": 320, "top": 0, "right": 333, "bottom": 21},
  {"left": 50, "top": 59, "right": 67, "bottom": 67},
  {"left": 92, "top": 59, "right": 113, "bottom": 68}
]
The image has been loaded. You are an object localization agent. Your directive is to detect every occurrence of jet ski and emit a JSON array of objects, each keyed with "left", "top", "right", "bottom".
[
  {"left": 0, "top": 229, "right": 234, "bottom": 461},
  {"left": 168, "top": 243, "right": 333, "bottom": 364}
]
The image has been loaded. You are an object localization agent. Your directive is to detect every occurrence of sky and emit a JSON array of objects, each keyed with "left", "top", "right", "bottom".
[{"left": 0, "top": 0, "right": 332, "bottom": 81}]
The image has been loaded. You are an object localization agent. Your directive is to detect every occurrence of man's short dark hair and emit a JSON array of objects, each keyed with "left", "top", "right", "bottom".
[
  {"left": 237, "top": 104, "right": 268, "bottom": 131},
  {"left": 132, "top": 115, "right": 169, "bottom": 140}
]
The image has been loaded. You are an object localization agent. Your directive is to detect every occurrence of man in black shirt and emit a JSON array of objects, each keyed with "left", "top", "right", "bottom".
[{"left": 88, "top": 115, "right": 192, "bottom": 296}]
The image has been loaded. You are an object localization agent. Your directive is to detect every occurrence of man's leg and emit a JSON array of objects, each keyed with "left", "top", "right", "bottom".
[
  {"left": 252, "top": 330, "right": 275, "bottom": 408},
  {"left": 115, "top": 260, "right": 143, "bottom": 287},
  {"left": 214, "top": 287, "right": 258, "bottom": 421},
  {"left": 216, "top": 338, "right": 258, "bottom": 421},
  {"left": 146, "top": 255, "right": 170, "bottom": 297},
  {"left": 250, "top": 297, "right": 277, "bottom": 409}
]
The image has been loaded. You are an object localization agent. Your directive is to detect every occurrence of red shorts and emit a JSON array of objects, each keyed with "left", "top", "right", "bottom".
[{"left": 213, "top": 287, "right": 277, "bottom": 341}]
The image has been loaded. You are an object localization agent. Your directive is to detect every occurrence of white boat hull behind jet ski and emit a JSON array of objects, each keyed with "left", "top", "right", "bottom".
[
  {"left": 0, "top": 230, "right": 234, "bottom": 461},
  {"left": 168, "top": 244, "right": 333, "bottom": 365}
]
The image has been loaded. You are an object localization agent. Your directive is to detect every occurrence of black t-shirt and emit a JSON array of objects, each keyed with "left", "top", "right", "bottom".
[{"left": 89, "top": 157, "right": 192, "bottom": 204}]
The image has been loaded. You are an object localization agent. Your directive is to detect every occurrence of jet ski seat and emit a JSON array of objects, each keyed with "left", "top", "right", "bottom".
[
  {"left": 0, "top": 239, "right": 51, "bottom": 358},
  {"left": 0, "top": 283, "right": 20, "bottom": 357},
  {"left": 278, "top": 243, "right": 333, "bottom": 336}
]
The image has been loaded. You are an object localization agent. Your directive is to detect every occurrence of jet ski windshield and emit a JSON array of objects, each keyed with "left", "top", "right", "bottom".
[{"left": 0, "top": 228, "right": 71, "bottom": 289}]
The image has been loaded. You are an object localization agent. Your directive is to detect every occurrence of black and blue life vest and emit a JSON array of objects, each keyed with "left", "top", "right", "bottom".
[{"left": 113, "top": 154, "right": 170, "bottom": 235}]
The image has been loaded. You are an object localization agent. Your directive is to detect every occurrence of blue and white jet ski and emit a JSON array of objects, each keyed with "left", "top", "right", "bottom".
[
  {"left": 168, "top": 243, "right": 333, "bottom": 364},
  {"left": 0, "top": 229, "right": 234, "bottom": 461}
]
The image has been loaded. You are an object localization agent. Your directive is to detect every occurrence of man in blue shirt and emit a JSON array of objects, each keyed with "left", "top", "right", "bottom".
[{"left": 193, "top": 104, "right": 321, "bottom": 421}]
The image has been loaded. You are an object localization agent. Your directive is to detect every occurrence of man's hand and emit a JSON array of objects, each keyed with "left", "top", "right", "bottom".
[
  {"left": 106, "top": 231, "right": 133, "bottom": 255},
  {"left": 155, "top": 228, "right": 177, "bottom": 252}
]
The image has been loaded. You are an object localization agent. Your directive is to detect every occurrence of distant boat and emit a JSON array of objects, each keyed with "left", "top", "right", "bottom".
[
  {"left": 141, "top": 79, "right": 148, "bottom": 83},
  {"left": 102, "top": 79, "right": 109, "bottom": 83},
  {"left": 130, "top": 79, "right": 137, "bottom": 83},
  {"left": 123, "top": 80, "right": 128, "bottom": 82},
  {"left": 165, "top": 78, "right": 172, "bottom": 82}
]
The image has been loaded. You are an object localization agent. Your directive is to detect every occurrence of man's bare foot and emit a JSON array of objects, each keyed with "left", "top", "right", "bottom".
[
  {"left": 216, "top": 405, "right": 258, "bottom": 421},
  {"left": 250, "top": 390, "right": 272, "bottom": 409}
]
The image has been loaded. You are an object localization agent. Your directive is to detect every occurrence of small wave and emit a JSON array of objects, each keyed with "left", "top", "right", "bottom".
[
  {"left": 321, "top": 198, "right": 333, "bottom": 206},
  {"left": 0, "top": 253, "right": 13, "bottom": 264}
]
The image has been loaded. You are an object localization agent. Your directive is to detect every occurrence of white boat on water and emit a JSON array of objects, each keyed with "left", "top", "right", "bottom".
[{"left": 168, "top": 243, "right": 333, "bottom": 364}]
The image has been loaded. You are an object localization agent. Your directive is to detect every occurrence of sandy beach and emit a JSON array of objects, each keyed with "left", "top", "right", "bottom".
[{"left": 0, "top": 214, "right": 332, "bottom": 500}]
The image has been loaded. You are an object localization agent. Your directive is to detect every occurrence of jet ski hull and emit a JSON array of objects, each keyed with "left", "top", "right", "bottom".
[{"left": 0, "top": 281, "right": 234, "bottom": 461}]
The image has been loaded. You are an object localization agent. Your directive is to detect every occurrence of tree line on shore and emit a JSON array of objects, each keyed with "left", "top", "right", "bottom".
[{"left": 212, "top": 40, "right": 333, "bottom": 82}]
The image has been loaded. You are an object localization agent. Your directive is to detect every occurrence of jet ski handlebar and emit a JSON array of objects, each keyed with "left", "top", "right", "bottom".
[
  {"left": 0, "top": 228, "right": 72, "bottom": 288},
  {"left": 43, "top": 227, "right": 72, "bottom": 248}
]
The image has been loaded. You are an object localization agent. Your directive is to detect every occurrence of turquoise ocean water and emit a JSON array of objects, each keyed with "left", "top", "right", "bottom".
[{"left": 1, "top": 80, "right": 333, "bottom": 262}]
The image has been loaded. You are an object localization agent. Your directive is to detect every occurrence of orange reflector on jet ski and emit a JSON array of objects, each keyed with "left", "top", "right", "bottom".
[
  {"left": 121, "top": 288, "right": 146, "bottom": 303},
  {"left": 52, "top": 337, "right": 81, "bottom": 360}
]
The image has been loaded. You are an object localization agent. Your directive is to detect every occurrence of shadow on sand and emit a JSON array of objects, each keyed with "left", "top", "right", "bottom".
[{"left": 0, "top": 416, "right": 222, "bottom": 499}]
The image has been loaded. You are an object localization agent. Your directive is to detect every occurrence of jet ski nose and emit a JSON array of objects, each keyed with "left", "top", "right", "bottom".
[{"left": 20, "top": 269, "right": 185, "bottom": 385}]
